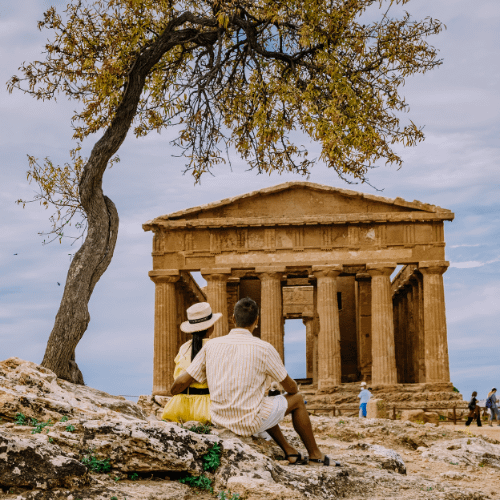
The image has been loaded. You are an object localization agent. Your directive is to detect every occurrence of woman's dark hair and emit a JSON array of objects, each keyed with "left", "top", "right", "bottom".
[
  {"left": 234, "top": 297, "right": 259, "bottom": 327},
  {"left": 191, "top": 329, "right": 209, "bottom": 361},
  {"left": 471, "top": 391, "right": 477, "bottom": 398}
]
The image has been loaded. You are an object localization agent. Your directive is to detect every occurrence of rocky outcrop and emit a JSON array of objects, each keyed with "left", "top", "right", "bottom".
[
  {"left": 1, "top": 358, "right": 498, "bottom": 500},
  {"left": 0, "top": 357, "right": 146, "bottom": 423}
]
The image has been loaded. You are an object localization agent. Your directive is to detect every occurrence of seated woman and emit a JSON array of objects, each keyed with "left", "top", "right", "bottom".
[{"left": 161, "top": 302, "right": 221, "bottom": 424}]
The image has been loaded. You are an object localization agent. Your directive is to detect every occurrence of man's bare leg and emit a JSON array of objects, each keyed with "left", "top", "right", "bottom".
[
  {"left": 264, "top": 424, "right": 300, "bottom": 463},
  {"left": 283, "top": 393, "right": 323, "bottom": 461},
  {"left": 265, "top": 394, "right": 324, "bottom": 462}
]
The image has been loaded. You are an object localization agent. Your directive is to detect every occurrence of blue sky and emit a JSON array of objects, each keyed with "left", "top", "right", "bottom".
[{"left": 1, "top": 0, "right": 499, "bottom": 401}]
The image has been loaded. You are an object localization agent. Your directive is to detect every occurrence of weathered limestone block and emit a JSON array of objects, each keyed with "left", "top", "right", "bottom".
[
  {"left": 421, "top": 438, "right": 500, "bottom": 468},
  {"left": 80, "top": 419, "right": 217, "bottom": 474},
  {"left": 351, "top": 443, "right": 406, "bottom": 474},
  {"left": 0, "top": 430, "right": 89, "bottom": 490},
  {"left": 400, "top": 410, "right": 439, "bottom": 425},
  {"left": 137, "top": 395, "right": 171, "bottom": 420},
  {"left": 366, "top": 398, "right": 388, "bottom": 419}
]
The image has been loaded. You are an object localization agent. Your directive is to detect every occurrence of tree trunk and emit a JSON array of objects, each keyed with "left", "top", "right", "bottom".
[
  {"left": 41, "top": 194, "right": 118, "bottom": 383},
  {"left": 40, "top": 13, "right": 209, "bottom": 383}
]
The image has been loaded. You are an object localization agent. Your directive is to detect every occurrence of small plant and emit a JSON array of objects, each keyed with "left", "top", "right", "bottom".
[
  {"left": 439, "top": 415, "right": 446, "bottom": 421},
  {"left": 111, "top": 497, "right": 118, "bottom": 500},
  {"left": 185, "top": 423, "right": 212, "bottom": 435},
  {"left": 450, "top": 461, "right": 458, "bottom": 465},
  {"left": 179, "top": 474, "right": 213, "bottom": 492},
  {"left": 49, "top": 437, "right": 54, "bottom": 443},
  {"left": 415, "top": 419, "right": 425, "bottom": 425},
  {"left": 218, "top": 490, "right": 241, "bottom": 500},
  {"left": 203, "top": 443, "right": 222, "bottom": 472},
  {"left": 114, "top": 476, "right": 121, "bottom": 482},
  {"left": 467, "top": 439, "right": 471, "bottom": 445},
  {"left": 66, "top": 424, "right": 76, "bottom": 432},
  {"left": 337, "top": 420, "right": 345, "bottom": 425},
  {"left": 129, "top": 472, "right": 139, "bottom": 481},
  {"left": 453, "top": 387, "right": 460, "bottom": 393},
  {"left": 81, "top": 451, "right": 112, "bottom": 473},
  {"left": 60, "top": 416, "right": 69, "bottom": 422},
  {"left": 15, "top": 413, "right": 27, "bottom": 425},
  {"left": 478, "top": 461, "right": 486, "bottom": 467},
  {"left": 32, "top": 420, "right": 53, "bottom": 434}
]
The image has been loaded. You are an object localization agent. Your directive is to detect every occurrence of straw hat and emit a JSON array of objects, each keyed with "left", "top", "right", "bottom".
[{"left": 180, "top": 302, "right": 222, "bottom": 333}]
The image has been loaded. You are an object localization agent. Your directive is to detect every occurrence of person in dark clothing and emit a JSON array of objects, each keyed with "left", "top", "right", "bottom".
[{"left": 465, "top": 391, "right": 482, "bottom": 427}]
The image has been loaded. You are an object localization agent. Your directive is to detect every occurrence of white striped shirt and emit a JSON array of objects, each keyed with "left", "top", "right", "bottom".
[{"left": 186, "top": 328, "right": 288, "bottom": 436}]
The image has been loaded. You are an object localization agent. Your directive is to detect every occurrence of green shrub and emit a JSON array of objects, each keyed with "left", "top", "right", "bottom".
[
  {"left": 203, "top": 443, "right": 221, "bottom": 472},
  {"left": 15, "top": 413, "right": 27, "bottom": 425},
  {"left": 31, "top": 419, "right": 53, "bottom": 434},
  {"left": 81, "top": 452, "right": 111, "bottom": 473},
  {"left": 218, "top": 491, "right": 241, "bottom": 500},
  {"left": 185, "top": 423, "right": 212, "bottom": 434},
  {"left": 179, "top": 474, "right": 213, "bottom": 492}
]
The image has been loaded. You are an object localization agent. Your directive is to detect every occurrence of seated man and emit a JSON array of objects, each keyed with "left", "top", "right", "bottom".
[{"left": 171, "top": 297, "right": 337, "bottom": 466}]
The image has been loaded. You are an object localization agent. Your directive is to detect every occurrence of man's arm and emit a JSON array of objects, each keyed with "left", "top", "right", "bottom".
[
  {"left": 280, "top": 374, "right": 299, "bottom": 395},
  {"left": 170, "top": 371, "right": 196, "bottom": 395}
]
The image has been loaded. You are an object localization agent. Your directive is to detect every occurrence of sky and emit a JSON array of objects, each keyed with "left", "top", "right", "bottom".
[{"left": 1, "top": 0, "right": 499, "bottom": 403}]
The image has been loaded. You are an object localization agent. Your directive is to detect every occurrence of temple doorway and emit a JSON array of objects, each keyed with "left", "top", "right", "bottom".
[{"left": 284, "top": 318, "right": 306, "bottom": 379}]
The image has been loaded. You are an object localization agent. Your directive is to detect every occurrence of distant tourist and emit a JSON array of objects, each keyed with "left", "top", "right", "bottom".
[
  {"left": 358, "top": 383, "right": 372, "bottom": 418},
  {"left": 486, "top": 388, "right": 500, "bottom": 427},
  {"left": 161, "top": 302, "right": 221, "bottom": 424},
  {"left": 171, "top": 297, "right": 339, "bottom": 466},
  {"left": 465, "top": 391, "right": 482, "bottom": 427}
]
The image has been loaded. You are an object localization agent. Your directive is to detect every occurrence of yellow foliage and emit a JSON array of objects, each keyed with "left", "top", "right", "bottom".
[{"left": 9, "top": 0, "right": 445, "bottom": 237}]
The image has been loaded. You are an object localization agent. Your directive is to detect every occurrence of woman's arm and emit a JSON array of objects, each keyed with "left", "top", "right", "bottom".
[{"left": 170, "top": 371, "right": 196, "bottom": 395}]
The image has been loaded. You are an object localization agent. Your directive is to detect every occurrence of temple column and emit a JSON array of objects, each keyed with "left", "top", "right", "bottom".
[
  {"left": 201, "top": 268, "right": 230, "bottom": 338},
  {"left": 312, "top": 317, "right": 319, "bottom": 385},
  {"left": 400, "top": 291, "right": 408, "bottom": 382},
  {"left": 367, "top": 263, "right": 397, "bottom": 385},
  {"left": 392, "top": 292, "right": 401, "bottom": 383},
  {"left": 419, "top": 261, "right": 450, "bottom": 383},
  {"left": 303, "top": 316, "right": 314, "bottom": 378},
  {"left": 356, "top": 273, "right": 372, "bottom": 382},
  {"left": 149, "top": 272, "right": 180, "bottom": 396},
  {"left": 258, "top": 268, "right": 285, "bottom": 359},
  {"left": 405, "top": 284, "right": 416, "bottom": 383},
  {"left": 312, "top": 265, "right": 342, "bottom": 392},
  {"left": 410, "top": 272, "right": 424, "bottom": 382}
]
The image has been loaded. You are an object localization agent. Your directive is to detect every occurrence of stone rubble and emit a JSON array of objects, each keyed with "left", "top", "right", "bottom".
[{"left": 1, "top": 358, "right": 499, "bottom": 500}]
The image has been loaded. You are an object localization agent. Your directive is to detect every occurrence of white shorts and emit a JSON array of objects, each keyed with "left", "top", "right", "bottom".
[{"left": 256, "top": 395, "right": 288, "bottom": 433}]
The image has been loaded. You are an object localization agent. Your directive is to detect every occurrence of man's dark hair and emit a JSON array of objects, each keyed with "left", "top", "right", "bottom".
[{"left": 234, "top": 297, "right": 259, "bottom": 328}]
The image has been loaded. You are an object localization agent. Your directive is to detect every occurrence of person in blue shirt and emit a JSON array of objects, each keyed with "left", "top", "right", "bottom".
[{"left": 358, "top": 383, "right": 372, "bottom": 418}]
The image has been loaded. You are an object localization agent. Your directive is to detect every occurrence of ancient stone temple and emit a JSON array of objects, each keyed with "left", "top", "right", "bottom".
[{"left": 143, "top": 182, "right": 454, "bottom": 396}]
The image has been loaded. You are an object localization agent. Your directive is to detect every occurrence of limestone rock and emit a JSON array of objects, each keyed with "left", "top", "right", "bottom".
[
  {"left": 0, "top": 358, "right": 146, "bottom": 423},
  {"left": 0, "top": 430, "right": 89, "bottom": 490},
  {"left": 367, "top": 398, "right": 387, "bottom": 418},
  {"left": 400, "top": 410, "right": 440, "bottom": 425},
  {"left": 421, "top": 438, "right": 500, "bottom": 468}
]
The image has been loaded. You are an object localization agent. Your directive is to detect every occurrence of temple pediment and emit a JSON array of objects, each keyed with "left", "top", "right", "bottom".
[{"left": 144, "top": 182, "right": 453, "bottom": 230}]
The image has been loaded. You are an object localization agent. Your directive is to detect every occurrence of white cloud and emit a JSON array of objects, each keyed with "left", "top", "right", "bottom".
[{"left": 450, "top": 257, "right": 500, "bottom": 269}]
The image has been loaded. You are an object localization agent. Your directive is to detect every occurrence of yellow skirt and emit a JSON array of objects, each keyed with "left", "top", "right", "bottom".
[{"left": 161, "top": 394, "right": 211, "bottom": 424}]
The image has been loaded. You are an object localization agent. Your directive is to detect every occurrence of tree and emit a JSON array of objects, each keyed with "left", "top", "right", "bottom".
[{"left": 8, "top": 0, "right": 444, "bottom": 383}]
